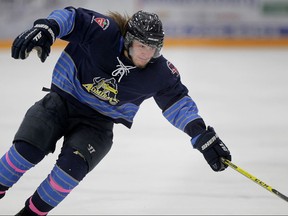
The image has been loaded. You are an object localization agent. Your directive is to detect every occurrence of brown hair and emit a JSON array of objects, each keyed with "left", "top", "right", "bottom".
[{"left": 107, "top": 11, "right": 130, "bottom": 36}]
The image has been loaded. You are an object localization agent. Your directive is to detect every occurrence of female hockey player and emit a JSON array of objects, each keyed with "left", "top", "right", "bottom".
[{"left": 0, "top": 7, "right": 231, "bottom": 215}]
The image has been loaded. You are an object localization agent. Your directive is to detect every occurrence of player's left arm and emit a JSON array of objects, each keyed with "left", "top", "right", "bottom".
[{"left": 154, "top": 63, "right": 231, "bottom": 172}]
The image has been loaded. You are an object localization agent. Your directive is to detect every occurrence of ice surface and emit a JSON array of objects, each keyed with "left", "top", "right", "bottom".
[{"left": 0, "top": 47, "right": 288, "bottom": 215}]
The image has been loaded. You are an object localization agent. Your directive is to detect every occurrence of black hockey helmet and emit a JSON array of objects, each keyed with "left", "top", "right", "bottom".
[{"left": 124, "top": 10, "right": 164, "bottom": 58}]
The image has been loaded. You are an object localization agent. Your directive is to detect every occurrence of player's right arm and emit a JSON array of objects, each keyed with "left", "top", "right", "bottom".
[
  {"left": 11, "top": 7, "right": 114, "bottom": 62},
  {"left": 11, "top": 7, "right": 76, "bottom": 62}
]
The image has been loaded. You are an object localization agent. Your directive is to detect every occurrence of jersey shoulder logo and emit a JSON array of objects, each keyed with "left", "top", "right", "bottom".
[
  {"left": 167, "top": 61, "right": 180, "bottom": 77},
  {"left": 94, "top": 17, "right": 110, "bottom": 30}
]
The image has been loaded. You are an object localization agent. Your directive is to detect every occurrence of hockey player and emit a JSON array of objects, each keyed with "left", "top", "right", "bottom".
[{"left": 0, "top": 7, "right": 231, "bottom": 215}]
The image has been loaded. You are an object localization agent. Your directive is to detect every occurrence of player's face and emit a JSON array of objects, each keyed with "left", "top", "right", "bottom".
[{"left": 129, "top": 40, "right": 156, "bottom": 68}]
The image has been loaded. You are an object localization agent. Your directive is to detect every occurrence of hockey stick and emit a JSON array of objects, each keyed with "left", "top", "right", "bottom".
[{"left": 221, "top": 158, "right": 288, "bottom": 203}]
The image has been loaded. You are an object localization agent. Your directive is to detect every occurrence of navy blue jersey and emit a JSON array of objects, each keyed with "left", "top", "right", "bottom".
[{"left": 47, "top": 7, "right": 206, "bottom": 138}]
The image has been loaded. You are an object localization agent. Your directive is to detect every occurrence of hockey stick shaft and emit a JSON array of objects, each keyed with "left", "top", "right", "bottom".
[{"left": 221, "top": 158, "right": 288, "bottom": 203}]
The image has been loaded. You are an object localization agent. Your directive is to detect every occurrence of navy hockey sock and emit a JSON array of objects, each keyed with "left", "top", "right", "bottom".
[
  {"left": 24, "top": 147, "right": 88, "bottom": 214},
  {"left": 0, "top": 188, "right": 6, "bottom": 199},
  {"left": 0, "top": 142, "right": 45, "bottom": 198},
  {"left": 14, "top": 141, "right": 46, "bottom": 164}
]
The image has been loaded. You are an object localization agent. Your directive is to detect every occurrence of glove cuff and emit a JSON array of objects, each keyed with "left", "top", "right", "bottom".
[
  {"left": 33, "top": 19, "right": 60, "bottom": 43},
  {"left": 193, "top": 126, "right": 218, "bottom": 153}
]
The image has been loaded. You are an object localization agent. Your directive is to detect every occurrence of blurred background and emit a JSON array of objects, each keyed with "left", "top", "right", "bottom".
[
  {"left": 1, "top": 0, "right": 288, "bottom": 215},
  {"left": 1, "top": 0, "right": 288, "bottom": 47}
]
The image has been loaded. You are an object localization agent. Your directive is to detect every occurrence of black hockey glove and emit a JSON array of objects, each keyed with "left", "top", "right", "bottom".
[
  {"left": 193, "top": 126, "right": 231, "bottom": 172},
  {"left": 11, "top": 19, "right": 59, "bottom": 62}
]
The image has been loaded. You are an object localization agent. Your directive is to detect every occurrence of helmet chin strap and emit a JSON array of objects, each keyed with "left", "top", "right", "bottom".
[
  {"left": 123, "top": 47, "right": 134, "bottom": 65},
  {"left": 128, "top": 46, "right": 133, "bottom": 61}
]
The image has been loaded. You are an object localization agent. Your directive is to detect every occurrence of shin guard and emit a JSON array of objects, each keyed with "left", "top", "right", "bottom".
[
  {"left": 28, "top": 164, "right": 79, "bottom": 214},
  {"left": 0, "top": 145, "right": 35, "bottom": 195},
  {"left": 25, "top": 147, "right": 88, "bottom": 214}
]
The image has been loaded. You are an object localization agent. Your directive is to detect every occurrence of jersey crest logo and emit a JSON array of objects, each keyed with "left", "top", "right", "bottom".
[
  {"left": 167, "top": 61, "right": 180, "bottom": 77},
  {"left": 112, "top": 57, "right": 136, "bottom": 82},
  {"left": 94, "top": 17, "right": 110, "bottom": 30},
  {"left": 83, "top": 77, "right": 119, "bottom": 105}
]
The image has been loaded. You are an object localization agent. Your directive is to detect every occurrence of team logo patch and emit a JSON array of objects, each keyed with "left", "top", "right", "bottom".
[
  {"left": 83, "top": 77, "right": 119, "bottom": 105},
  {"left": 94, "top": 17, "right": 110, "bottom": 30},
  {"left": 167, "top": 61, "right": 180, "bottom": 77}
]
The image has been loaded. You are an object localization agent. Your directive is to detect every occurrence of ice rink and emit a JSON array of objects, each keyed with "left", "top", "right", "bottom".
[{"left": 0, "top": 46, "right": 288, "bottom": 215}]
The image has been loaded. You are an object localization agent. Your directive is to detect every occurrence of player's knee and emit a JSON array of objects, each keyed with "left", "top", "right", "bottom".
[
  {"left": 56, "top": 146, "right": 89, "bottom": 181},
  {"left": 14, "top": 141, "right": 46, "bottom": 164}
]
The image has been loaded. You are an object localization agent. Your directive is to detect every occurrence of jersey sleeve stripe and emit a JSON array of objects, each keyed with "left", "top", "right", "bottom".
[
  {"left": 163, "top": 96, "right": 201, "bottom": 131},
  {"left": 47, "top": 8, "right": 76, "bottom": 38}
]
